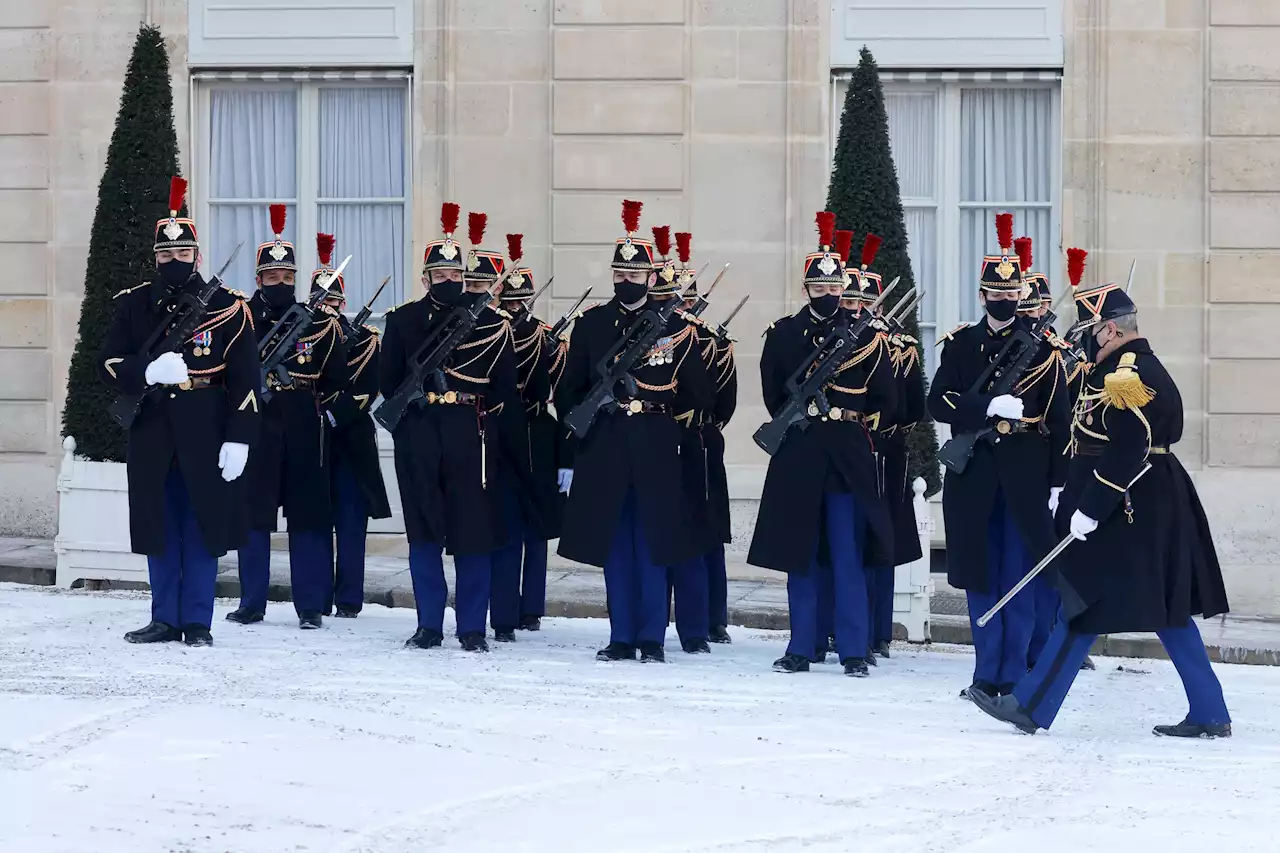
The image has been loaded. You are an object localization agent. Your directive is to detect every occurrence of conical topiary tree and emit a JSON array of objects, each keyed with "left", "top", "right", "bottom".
[
  {"left": 826, "top": 46, "right": 942, "bottom": 498},
  {"left": 61, "top": 25, "right": 183, "bottom": 462}
]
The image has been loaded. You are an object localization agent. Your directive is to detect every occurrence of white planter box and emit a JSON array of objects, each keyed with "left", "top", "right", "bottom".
[
  {"left": 893, "top": 477, "right": 934, "bottom": 642},
  {"left": 54, "top": 437, "right": 149, "bottom": 588}
]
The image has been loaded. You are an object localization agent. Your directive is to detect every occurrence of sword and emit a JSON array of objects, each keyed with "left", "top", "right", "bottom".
[
  {"left": 976, "top": 534, "right": 1075, "bottom": 628},
  {"left": 1124, "top": 258, "right": 1137, "bottom": 294},
  {"left": 352, "top": 274, "right": 392, "bottom": 328}
]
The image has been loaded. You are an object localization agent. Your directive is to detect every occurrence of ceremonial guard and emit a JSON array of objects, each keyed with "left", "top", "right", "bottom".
[
  {"left": 748, "top": 212, "right": 896, "bottom": 677},
  {"left": 1063, "top": 249, "right": 1092, "bottom": 408},
  {"left": 312, "top": 238, "right": 392, "bottom": 618},
  {"left": 927, "top": 214, "right": 1069, "bottom": 697},
  {"left": 556, "top": 200, "right": 714, "bottom": 663},
  {"left": 99, "top": 176, "right": 259, "bottom": 646},
  {"left": 489, "top": 233, "right": 560, "bottom": 639},
  {"left": 231, "top": 219, "right": 348, "bottom": 629},
  {"left": 380, "top": 205, "right": 519, "bottom": 652},
  {"left": 969, "top": 280, "right": 1232, "bottom": 737}
]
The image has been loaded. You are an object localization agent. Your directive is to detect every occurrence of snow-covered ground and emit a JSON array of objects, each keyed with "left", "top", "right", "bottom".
[{"left": 1, "top": 584, "right": 1278, "bottom": 853}]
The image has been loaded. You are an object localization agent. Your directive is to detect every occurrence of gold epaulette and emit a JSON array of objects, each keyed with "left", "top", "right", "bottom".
[
  {"left": 496, "top": 307, "right": 513, "bottom": 320},
  {"left": 901, "top": 334, "right": 918, "bottom": 346},
  {"left": 937, "top": 322, "right": 971, "bottom": 345},
  {"left": 316, "top": 303, "right": 339, "bottom": 318},
  {"left": 1101, "top": 352, "right": 1155, "bottom": 411},
  {"left": 385, "top": 297, "right": 416, "bottom": 314},
  {"left": 361, "top": 323, "right": 381, "bottom": 337},
  {"left": 113, "top": 283, "right": 148, "bottom": 299},
  {"left": 762, "top": 320, "right": 777, "bottom": 338},
  {"left": 223, "top": 287, "right": 250, "bottom": 300}
]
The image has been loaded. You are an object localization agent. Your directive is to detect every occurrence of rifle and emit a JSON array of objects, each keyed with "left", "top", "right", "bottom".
[
  {"left": 352, "top": 274, "right": 392, "bottom": 329},
  {"left": 752, "top": 279, "right": 901, "bottom": 456},
  {"left": 682, "top": 263, "right": 729, "bottom": 319},
  {"left": 258, "top": 255, "right": 351, "bottom": 403},
  {"left": 937, "top": 285, "right": 1074, "bottom": 475},
  {"left": 373, "top": 271, "right": 512, "bottom": 432},
  {"left": 564, "top": 278, "right": 699, "bottom": 440},
  {"left": 107, "top": 242, "right": 245, "bottom": 429},
  {"left": 548, "top": 287, "right": 593, "bottom": 341},
  {"left": 706, "top": 294, "right": 749, "bottom": 343}
]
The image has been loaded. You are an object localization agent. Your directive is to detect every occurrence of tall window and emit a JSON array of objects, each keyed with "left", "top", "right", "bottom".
[
  {"left": 195, "top": 79, "right": 410, "bottom": 314},
  {"left": 831, "top": 78, "right": 1060, "bottom": 378}
]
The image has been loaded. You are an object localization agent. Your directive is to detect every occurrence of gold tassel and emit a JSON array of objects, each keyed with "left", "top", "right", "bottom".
[{"left": 1102, "top": 366, "right": 1155, "bottom": 411}]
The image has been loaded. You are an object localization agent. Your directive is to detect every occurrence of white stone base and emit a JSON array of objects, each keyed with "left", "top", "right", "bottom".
[{"left": 53, "top": 437, "right": 148, "bottom": 588}]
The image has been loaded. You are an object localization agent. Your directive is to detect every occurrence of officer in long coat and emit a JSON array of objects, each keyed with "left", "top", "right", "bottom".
[
  {"left": 99, "top": 176, "right": 259, "bottom": 646},
  {"left": 230, "top": 221, "right": 348, "bottom": 630},
  {"left": 310, "top": 240, "right": 392, "bottom": 618},
  {"left": 748, "top": 212, "right": 896, "bottom": 678},
  {"left": 926, "top": 214, "right": 1070, "bottom": 697},
  {"left": 555, "top": 200, "right": 714, "bottom": 663},
  {"left": 380, "top": 205, "right": 520, "bottom": 652},
  {"left": 969, "top": 283, "right": 1233, "bottom": 738}
]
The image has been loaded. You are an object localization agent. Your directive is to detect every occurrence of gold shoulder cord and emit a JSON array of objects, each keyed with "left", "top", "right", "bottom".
[{"left": 633, "top": 326, "right": 693, "bottom": 393}]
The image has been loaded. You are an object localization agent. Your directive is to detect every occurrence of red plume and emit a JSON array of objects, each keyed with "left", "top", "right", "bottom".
[
  {"left": 316, "top": 233, "right": 335, "bottom": 267},
  {"left": 815, "top": 211, "right": 836, "bottom": 249},
  {"left": 621, "top": 199, "right": 643, "bottom": 234},
  {"left": 833, "top": 230, "right": 854, "bottom": 265},
  {"left": 168, "top": 176, "right": 187, "bottom": 214},
  {"left": 860, "top": 233, "right": 883, "bottom": 269},
  {"left": 1067, "top": 248, "right": 1088, "bottom": 289},
  {"left": 652, "top": 226, "right": 672, "bottom": 258},
  {"left": 675, "top": 232, "right": 692, "bottom": 265},
  {"left": 506, "top": 234, "right": 523, "bottom": 263},
  {"left": 995, "top": 213, "right": 1013, "bottom": 251},
  {"left": 269, "top": 204, "right": 287, "bottom": 237},
  {"left": 468, "top": 212, "right": 487, "bottom": 246},
  {"left": 1013, "top": 236, "right": 1033, "bottom": 272},
  {"left": 441, "top": 202, "right": 460, "bottom": 236}
]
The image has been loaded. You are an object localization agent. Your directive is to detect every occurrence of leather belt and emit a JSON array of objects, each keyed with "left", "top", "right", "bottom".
[
  {"left": 424, "top": 390, "right": 480, "bottom": 406},
  {"left": 615, "top": 399, "right": 670, "bottom": 417},
  {"left": 175, "top": 376, "right": 223, "bottom": 391},
  {"left": 807, "top": 405, "right": 866, "bottom": 424},
  {"left": 992, "top": 418, "right": 1041, "bottom": 436},
  {"left": 267, "top": 376, "right": 314, "bottom": 391},
  {"left": 1076, "top": 444, "right": 1169, "bottom": 457}
]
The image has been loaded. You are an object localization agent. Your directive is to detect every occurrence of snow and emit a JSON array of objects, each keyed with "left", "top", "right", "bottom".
[{"left": 1, "top": 583, "right": 1278, "bottom": 853}]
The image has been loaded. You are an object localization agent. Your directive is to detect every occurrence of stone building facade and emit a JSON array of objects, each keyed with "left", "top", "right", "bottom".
[{"left": 1, "top": 0, "right": 1277, "bottom": 616}]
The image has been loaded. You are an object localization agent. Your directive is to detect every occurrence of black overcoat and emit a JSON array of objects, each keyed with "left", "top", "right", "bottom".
[
  {"left": 379, "top": 296, "right": 522, "bottom": 554},
  {"left": 510, "top": 310, "right": 563, "bottom": 540},
  {"left": 326, "top": 316, "right": 392, "bottom": 520},
  {"left": 1055, "top": 339, "right": 1229, "bottom": 634},
  {"left": 877, "top": 332, "right": 927, "bottom": 566},
  {"left": 747, "top": 307, "right": 897, "bottom": 574},
  {"left": 98, "top": 278, "right": 261, "bottom": 557},
  {"left": 242, "top": 291, "right": 348, "bottom": 534},
  {"left": 702, "top": 329, "right": 738, "bottom": 545},
  {"left": 555, "top": 297, "right": 715, "bottom": 568},
  {"left": 926, "top": 318, "right": 1070, "bottom": 593}
]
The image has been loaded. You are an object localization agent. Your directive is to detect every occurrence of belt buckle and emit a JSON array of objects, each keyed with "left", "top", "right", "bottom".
[
  {"left": 444, "top": 391, "right": 457, "bottom": 404},
  {"left": 178, "top": 379, "right": 193, "bottom": 391},
  {"left": 807, "top": 401, "right": 819, "bottom": 417},
  {"left": 628, "top": 399, "right": 643, "bottom": 416},
  {"left": 829, "top": 406, "right": 843, "bottom": 421}
]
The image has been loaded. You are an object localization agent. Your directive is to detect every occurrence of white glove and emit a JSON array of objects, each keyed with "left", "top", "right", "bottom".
[
  {"left": 145, "top": 352, "right": 189, "bottom": 386},
  {"left": 557, "top": 469, "right": 573, "bottom": 494},
  {"left": 1049, "top": 487, "right": 1063, "bottom": 516},
  {"left": 218, "top": 442, "right": 249, "bottom": 483},
  {"left": 986, "top": 394, "right": 1024, "bottom": 421},
  {"left": 326, "top": 410, "right": 337, "bottom": 427},
  {"left": 1069, "top": 510, "right": 1098, "bottom": 541}
]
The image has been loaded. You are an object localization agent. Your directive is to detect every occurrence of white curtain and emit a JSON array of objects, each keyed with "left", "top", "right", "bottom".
[
  {"left": 318, "top": 87, "right": 405, "bottom": 313},
  {"left": 958, "top": 88, "right": 1054, "bottom": 325},
  {"left": 209, "top": 88, "right": 297, "bottom": 291}
]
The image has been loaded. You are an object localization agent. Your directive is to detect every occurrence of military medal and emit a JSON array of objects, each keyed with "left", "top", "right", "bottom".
[
  {"left": 193, "top": 330, "right": 212, "bottom": 357},
  {"left": 296, "top": 340, "right": 312, "bottom": 364}
]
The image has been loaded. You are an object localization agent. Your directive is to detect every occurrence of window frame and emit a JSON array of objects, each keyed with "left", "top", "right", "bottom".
[{"left": 192, "top": 77, "right": 414, "bottom": 317}]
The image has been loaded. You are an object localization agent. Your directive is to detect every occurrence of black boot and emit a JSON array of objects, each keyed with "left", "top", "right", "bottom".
[
  {"left": 709, "top": 625, "right": 732, "bottom": 644},
  {"left": 813, "top": 647, "right": 830, "bottom": 664},
  {"left": 225, "top": 607, "right": 264, "bottom": 625},
  {"left": 459, "top": 633, "right": 490, "bottom": 653},
  {"left": 864, "top": 651, "right": 878, "bottom": 667},
  {"left": 1153, "top": 718, "right": 1232, "bottom": 739},
  {"left": 1080, "top": 655, "right": 1097, "bottom": 671},
  {"left": 182, "top": 625, "right": 213, "bottom": 647},
  {"left": 968, "top": 688, "right": 1040, "bottom": 734},
  {"left": 493, "top": 629, "right": 517, "bottom": 643},
  {"left": 640, "top": 641, "right": 666, "bottom": 663},
  {"left": 681, "top": 638, "right": 711, "bottom": 654},
  {"left": 772, "top": 653, "right": 810, "bottom": 673},
  {"left": 298, "top": 613, "right": 323, "bottom": 630},
  {"left": 843, "top": 657, "right": 869, "bottom": 677},
  {"left": 334, "top": 607, "right": 359, "bottom": 619},
  {"left": 596, "top": 642, "right": 637, "bottom": 662},
  {"left": 405, "top": 628, "right": 443, "bottom": 649},
  {"left": 124, "top": 621, "right": 182, "bottom": 644},
  {"left": 519, "top": 615, "right": 542, "bottom": 631},
  {"left": 875, "top": 640, "right": 891, "bottom": 659},
  {"left": 996, "top": 683, "right": 1017, "bottom": 697},
  {"left": 962, "top": 680, "right": 999, "bottom": 700}
]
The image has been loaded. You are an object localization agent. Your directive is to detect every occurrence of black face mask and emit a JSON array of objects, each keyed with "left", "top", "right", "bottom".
[
  {"left": 809, "top": 293, "right": 840, "bottom": 320},
  {"left": 985, "top": 298, "right": 1017, "bottom": 323},
  {"left": 157, "top": 259, "right": 195, "bottom": 294},
  {"left": 1083, "top": 327, "right": 1109, "bottom": 363},
  {"left": 261, "top": 284, "right": 297, "bottom": 310},
  {"left": 430, "top": 279, "right": 464, "bottom": 306},
  {"left": 614, "top": 280, "right": 649, "bottom": 306}
]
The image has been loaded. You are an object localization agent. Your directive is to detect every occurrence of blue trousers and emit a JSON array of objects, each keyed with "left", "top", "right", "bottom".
[
  {"left": 489, "top": 487, "right": 524, "bottom": 632},
  {"left": 965, "top": 495, "right": 1034, "bottom": 688},
  {"left": 237, "top": 528, "right": 330, "bottom": 617},
  {"left": 706, "top": 544, "right": 729, "bottom": 629},
  {"left": 866, "top": 566, "right": 895, "bottom": 647},
  {"left": 668, "top": 557, "right": 710, "bottom": 645},
  {"left": 520, "top": 534, "right": 548, "bottom": 620},
  {"left": 604, "top": 491, "right": 668, "bottom": 646},
  {"left": 1015, "top": 617, "right": 1231, "bottom": 729},
  {"left": 786, "top": 493, "right": 867, "bottom": 662},
  {"left": 147, "top": 466, "right": 218, "bottom": 629},
  {"left": 1028, "top": 575, "right": 1061, "bottom": 667},
  {"left": 326, "top": 456, "right": 369, "bottom": 614},
  {"left": 408, "top": 542, "right": 491, "bottom": 637}
]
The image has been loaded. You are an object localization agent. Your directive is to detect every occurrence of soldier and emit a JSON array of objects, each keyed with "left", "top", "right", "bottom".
[
  {"left": 969, "top": 281, "right": 1233, "bottom": 738},
  {"left": 380, "top": 206, "right": 519, "bottom": 652},
  {"left": 748, "top": 212, "right": 896, "bottom": 678},
  {"left": 927, "top": 214, "right": 1070, "bottom": 698},
  {"left": 489, "top": 233, "right": 559, "bottom": 639},
  {"left": 311, "top": 238, "right": 392, "bottom": 618},
  {"left": 555, "top": 200, "right": 714, "bottom": 663},
  {"left": 99, "top": 176, "right": 259, "bottom": 646},
  {"left": 1063, "top": 249, "right": 1091, "bottom": 407},
  {"left": 229, "top": 221, "right": 347, "bottom": 630}
]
